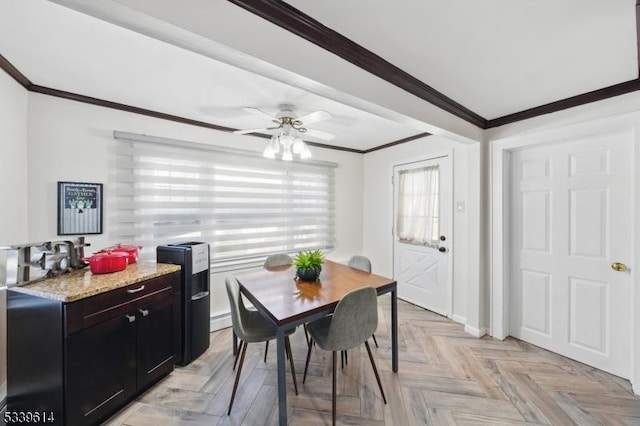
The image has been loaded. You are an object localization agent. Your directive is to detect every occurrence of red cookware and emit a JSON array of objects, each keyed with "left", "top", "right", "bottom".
[
  {"left": 97, "top": 244, "right": 142, "bottom": 264},
  {"left": 83, "top": 251, "right": 129, "bottom": 274}
]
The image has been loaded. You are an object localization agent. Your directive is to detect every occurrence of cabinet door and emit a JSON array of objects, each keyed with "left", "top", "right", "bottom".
[
  {"left": 136, "top": 290, "right": 176, "bottom": 390},
  {"left": 65, "top": 314, "right": 136, "bottom": 426}
]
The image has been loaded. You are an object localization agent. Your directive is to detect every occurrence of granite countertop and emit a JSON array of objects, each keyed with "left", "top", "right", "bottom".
[{"left": 9, "top": 262, "right": 181, "bottom": 303}]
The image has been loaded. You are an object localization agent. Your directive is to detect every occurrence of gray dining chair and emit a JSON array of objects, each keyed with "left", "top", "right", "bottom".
[
  {"left": 225, "top": 276, "right": 299, "bottom": 415},
  {"left": 263, "top": 253, "right": 293, "bottom": 268},
  {"left": 303, "top": 286, "right": 386, "bottom": 425},
  {"left": 259, "top": 253, "right": 311, "bottom": 357},
  {"left": 347, "top": 255, "right": 379, "bottom": 348}
]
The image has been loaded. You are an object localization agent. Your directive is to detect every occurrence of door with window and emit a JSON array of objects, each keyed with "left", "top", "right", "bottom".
[
  {"left": 510, "top": 132, "right": 632, "bottom": 378},
  {"left": 393, "top": 155, "right": 452, "bottom": 316}
]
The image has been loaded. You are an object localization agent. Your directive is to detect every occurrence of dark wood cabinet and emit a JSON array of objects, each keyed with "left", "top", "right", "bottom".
[
  {"left": 7, "top": 270, "right": 181, "bottom": 426},
  {"left": 64, "top": 313, "right": 137, "bottom": 426}
]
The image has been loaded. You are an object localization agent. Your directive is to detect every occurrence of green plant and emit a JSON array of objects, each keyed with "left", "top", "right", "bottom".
[{"left": 293, "top": 250, "right": 325, "bottom": 272}]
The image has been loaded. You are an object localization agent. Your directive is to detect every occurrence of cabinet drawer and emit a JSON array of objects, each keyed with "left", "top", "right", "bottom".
[{"left": 65, "top": 272, "right": 179, "bottom": 335}]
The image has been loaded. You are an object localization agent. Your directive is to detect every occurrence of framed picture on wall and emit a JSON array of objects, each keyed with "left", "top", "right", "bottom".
[{"left": 57, "top": 181, "right": 103, "bottom": 235}]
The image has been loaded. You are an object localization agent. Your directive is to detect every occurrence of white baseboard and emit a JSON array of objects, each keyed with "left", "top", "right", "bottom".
[
  {"left": 451, "top": 314, "right": 466, "bottom": 325},
  {"left": 210, "top": 313, "right": 232, "bottom": 332},
  {"left": 464, "top": 324, "right": 488, "bottom": 338}
]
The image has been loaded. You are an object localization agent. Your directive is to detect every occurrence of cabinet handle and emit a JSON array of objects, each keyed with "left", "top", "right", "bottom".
[
  {"left": 139, "top": 308, "right": 149, "bottom": 317},
  {"left": 125, "top": 314, "right": 136, "bottom": 323},
  {"left": 126, "top": 285, "right": 145, "bottom": 294}
]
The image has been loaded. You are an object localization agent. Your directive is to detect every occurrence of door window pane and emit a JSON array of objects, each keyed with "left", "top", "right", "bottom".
[{"left": 396, "top": 165, "right": 440, "bottom": 246}]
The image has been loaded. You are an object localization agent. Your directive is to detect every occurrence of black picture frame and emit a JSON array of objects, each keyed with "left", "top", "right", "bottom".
[{"left": 57, "top": 181, "right": 103, "bottom": 235}]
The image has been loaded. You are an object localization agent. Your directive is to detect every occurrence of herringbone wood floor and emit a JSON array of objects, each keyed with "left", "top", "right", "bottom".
[{"left": 105, "top": 296, "right": 640, "bottom": 425}]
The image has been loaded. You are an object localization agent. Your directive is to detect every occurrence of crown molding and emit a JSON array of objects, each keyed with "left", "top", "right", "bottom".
[
  {"left": 0, "top": 56, "right": 369, "bottom": 153},
  {"left": 364, "top": 133, "right": 432, "bottom": 153},
  {"left": 28, "top": 85, "right": 238, "bottom": 133},
  {"left": 486, "top": 79, "right": 640, "bottom": 129},
  {"left": 0, "top": 52, "right": 31, "bottom": 87},
  {"left": 3, "top": 0, "right": 640, "bottom": 143}
]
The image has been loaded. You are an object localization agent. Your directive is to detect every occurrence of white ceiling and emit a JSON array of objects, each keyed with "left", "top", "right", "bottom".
[
  {"left": 287, "top": 0, "right": 637, "bottom": 119},
  {"left": 0, "top": 0, "right": 636, "bottom": 151}
]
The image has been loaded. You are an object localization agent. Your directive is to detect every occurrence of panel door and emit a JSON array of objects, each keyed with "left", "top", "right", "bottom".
[
  {"left": 65, "top": 314, "right": 136, "bottom": 426},
  {"left": 136, "top": 290, "right": 176, "bottom": 390},
  {"left": 393, "top": 155, "right": 452, "bottom": 316},
  {"left": 510, "top": 131, "right": 632, "bottom": 378}
]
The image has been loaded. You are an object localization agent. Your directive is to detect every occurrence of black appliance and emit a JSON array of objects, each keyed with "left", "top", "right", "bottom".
[{"left": 157, "top": 242, "right": 210, "bottom": 366}]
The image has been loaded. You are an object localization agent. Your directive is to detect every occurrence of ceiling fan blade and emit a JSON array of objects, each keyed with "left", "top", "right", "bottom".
[
  {"left": 233, "top": 127, "right": 275, "bottom": 135},
  {"left": 297, "top": 110, "right": 331, "bottom": 125},
  {"left": 304, "top": 128, "right": 335, "bottom": 141},
  {"left": 242, "top": 107, "right": 276, "bottom": 121}
]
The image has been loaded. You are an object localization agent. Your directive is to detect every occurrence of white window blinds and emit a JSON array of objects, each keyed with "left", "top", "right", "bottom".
[
  {"left": 396, "top": 165, "right": 440, "bottom": 247},
  {"left": 111, "top": 132, "right": 336, "bottom": 265}
]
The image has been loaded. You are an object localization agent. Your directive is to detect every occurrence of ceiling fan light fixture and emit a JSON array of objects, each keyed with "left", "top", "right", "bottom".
[
  {"left": 264, "top": 122, "right": 312, "bottom": 161},
  {"left": 263, "top": 134, "right": 280, "bottom": 159},
  {"left": 263, "top": 144, "right": 277, "bottom": 159},
  {"left": 282, "top": 145, "right": 293, "bottom": 161}
]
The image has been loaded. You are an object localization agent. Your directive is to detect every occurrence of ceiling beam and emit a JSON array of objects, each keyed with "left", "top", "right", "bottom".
[
  {"left": 226, "top": 0, "right": 487, "bottom": 129},
  {"left": 228, "top": 0, "right": 640, "bottom": 131}
]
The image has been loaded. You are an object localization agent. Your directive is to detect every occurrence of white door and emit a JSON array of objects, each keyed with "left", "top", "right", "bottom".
[
  {"left": 393, "top": 155, "right": 452, "bottom": 317},
  {"left": 510, "top": 132, "right": 632, "bottom": 378}
]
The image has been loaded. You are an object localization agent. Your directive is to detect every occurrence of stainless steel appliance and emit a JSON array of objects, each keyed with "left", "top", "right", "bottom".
[{"left": 156, "top": 242, "right": 210, "bottom": 366}]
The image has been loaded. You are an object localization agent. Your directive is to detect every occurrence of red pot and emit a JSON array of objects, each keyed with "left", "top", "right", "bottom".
[
  {"left": 98, "top": 244, "right": 142, "bottom": 264},
  {"left": 83, "top": 251, "right": 129, "bottom": 274}
]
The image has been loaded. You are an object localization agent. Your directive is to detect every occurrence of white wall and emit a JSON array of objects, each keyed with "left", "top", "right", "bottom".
[
  {"left": 0, "top": 70, "right": 28, "bottom": 245},
  {"left": 362, "top": 135, "right": 481, "bottom": 326},
  {"left": 25, "top": 93, "right": 364, "bottom": 319},
  {"left": 0, "top": 69, "right": 28, "bottom": 397}
]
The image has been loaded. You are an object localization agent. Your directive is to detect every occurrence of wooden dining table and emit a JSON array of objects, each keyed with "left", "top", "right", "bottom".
[{"left": 233, "top": 259, "right": 398, "bottom": 426}]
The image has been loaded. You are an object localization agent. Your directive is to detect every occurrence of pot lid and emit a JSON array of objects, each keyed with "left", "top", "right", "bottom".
[{"left": 88, "top": 251, "right": 130, "bottom": 260}]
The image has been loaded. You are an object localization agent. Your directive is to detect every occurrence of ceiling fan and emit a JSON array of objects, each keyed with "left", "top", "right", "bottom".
[
  {"left": 233, "top": 104, "right": 334, "bottom": 160},
  {"left": 233, "top": 104, "right": 335, "bottom": 141}
]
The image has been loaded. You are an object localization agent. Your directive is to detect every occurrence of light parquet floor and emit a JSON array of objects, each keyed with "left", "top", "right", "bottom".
[{"left": 104, "top": 296, "right": 640, "bottom": 425}]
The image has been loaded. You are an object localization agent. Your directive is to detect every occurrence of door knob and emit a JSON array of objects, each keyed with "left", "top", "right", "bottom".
[{"left": 611, "top": 262, "right": 628, "bottom": 272}]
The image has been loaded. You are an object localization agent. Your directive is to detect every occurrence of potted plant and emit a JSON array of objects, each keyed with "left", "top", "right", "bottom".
[{"left": 293, "top": 250, "right": 325, "bottom": 281}]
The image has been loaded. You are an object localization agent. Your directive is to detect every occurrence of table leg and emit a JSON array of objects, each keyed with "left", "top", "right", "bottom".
[
  {"left": 276, "top": 328, "right": 288, "bottom": 425},
  {"left": 391, "top": 287, "right": 398, "bottom": 372}
]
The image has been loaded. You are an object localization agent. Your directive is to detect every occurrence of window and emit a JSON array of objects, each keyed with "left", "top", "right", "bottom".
[
  {"left": 112, "top": 133, "right": 336, "bottom": 266},
  {"left": 396, "top": 165, "right": 440, "bottom": 246}
]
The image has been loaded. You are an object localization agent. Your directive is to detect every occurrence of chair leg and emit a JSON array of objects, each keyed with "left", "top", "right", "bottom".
[
  {"left": 303, "top": 324, "right": 311, "bottom": 348},
  {"left": 264, "top": 340, "right": 269, "bottom": 363},
  {"left": 285, "top": 336, "right": 299, "bottom": 395},
  {"left": 364, "top": 340, "right": 386, "bottom": 404},
  {"left": 233, "top": 340, "right": 244, "bottom": 371},
  {"left": 371, "top": 333, "right": 379, "bottom": 348},
  {"left": 303, "top": 337, "right": 314, "bottom": 383},
  {"left": 341, "top": 350, "right": 344, "bottom": 369},
  {"left": 228, "top": 340, "right": 248, "bottom": 415},
  {"left": 332, "top": 351, "right": 337, "bottom": 426}
]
